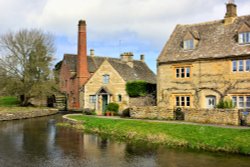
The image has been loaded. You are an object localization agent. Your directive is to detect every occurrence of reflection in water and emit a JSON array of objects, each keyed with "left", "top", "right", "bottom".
[{"left": 0, "top": 115, "right": 250, "bottom": 167}]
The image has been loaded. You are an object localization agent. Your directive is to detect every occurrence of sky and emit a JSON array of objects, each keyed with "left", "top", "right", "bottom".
[{"left": 0, "top": 0, "right": 249, "bottom": 73}]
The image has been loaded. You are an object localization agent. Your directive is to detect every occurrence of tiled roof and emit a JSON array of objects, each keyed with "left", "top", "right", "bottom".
[
  {"left": 158, "top": 15, "right": 250, "bottom": 63},
  {"left": 62, "top": 54, "right": 156, "bottom": 84}
]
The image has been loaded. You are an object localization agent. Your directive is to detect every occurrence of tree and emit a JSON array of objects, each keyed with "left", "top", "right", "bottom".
[{"left": 0, "top": 29, "right": 56, "bottom": 106}]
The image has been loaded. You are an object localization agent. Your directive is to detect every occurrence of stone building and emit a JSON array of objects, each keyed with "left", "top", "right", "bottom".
[
  {"left": 59, "top": 20, "right": 156, "bottom": 114},
  {"left": 157, "top": 1, "right": 250, "bottom": 109}
]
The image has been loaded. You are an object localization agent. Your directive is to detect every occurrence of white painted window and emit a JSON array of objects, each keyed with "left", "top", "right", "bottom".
[
  {"left": 239, "top": 32, "right": 250, "bottom": 44},
  {"left": 239, "top": 60, "right": 244, "bottom": 71},
  {"left": 246, "top": 60, "right": 250, "bottom": 71},
  {"left": 247, "top": 96, "right": 250, "bottom": 108},
  {"left": 232, "top": 60, "right": 237, "bottom": 72},
  {"left": 232, "top": 96, "right": 237, "bottom": 107},
  {"left": 184, "top": 39, "right": 194, "bottom": 50},
  {"left": 232, "top": 60, "right": 250, "bottom": 72},
  {"left": 175, "top": 67, "right": 191, "bottom": 78},
  {"left": 239, "top": 96, "right": 244, "bottom": 108},
  {"left": 89, "top": 95, "right": 96, "bottom": 104},
  {"left": 103, "top": 74, "right": 110, "bottom": 84},
  {"left": 176, "top": 96, "right": 191, "bottom": 107}
]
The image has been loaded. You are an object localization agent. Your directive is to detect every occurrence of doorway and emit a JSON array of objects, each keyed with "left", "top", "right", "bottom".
[
  {"left": 206, "top": 96, "right": 216, "bottom": 109},
  {"left": 102, "top": 95, "right": 108, "bottom": 113}
]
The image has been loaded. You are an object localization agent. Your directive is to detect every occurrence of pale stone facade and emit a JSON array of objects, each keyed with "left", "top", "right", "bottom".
[
  {"left": 83, "top": 60, "right": 129, "bottom": 115},
  {"left": 157, "top": 2, "right": 250, "bottom": 110},
  {"left": 157, "top": 57, "right": 250, "bottom": 109}
]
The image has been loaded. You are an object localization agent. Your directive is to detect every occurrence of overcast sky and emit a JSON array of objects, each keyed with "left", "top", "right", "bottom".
[{"left": 0, "top": 0, "right": 249, "bottom": 72}]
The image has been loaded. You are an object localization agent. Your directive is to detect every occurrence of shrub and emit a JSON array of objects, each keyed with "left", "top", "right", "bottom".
[
  {"left": 83, "top": 108, "right": 96, "bottom": 115},
  {"left": 106, "top": 103, "right": 119, "bottom": 113},
  {"left": 216, "top": 99, "right": 234, "bottom": 109},
  {"left": 126, "top": 80, "right": 148, "bottom": 97},
  {"left": 174, "top": 107, "right": 184, "bottom": 120},
  {"left": 121, "top": 108, "right": 130, "bottom": 117}
]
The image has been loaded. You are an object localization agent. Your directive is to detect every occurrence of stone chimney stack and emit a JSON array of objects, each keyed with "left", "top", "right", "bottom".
[
  {"left": 76, "top": 20, "right": 90, "bottom": 108},
  {"left": 225, "top": 0, "right": 237, "bottom": 18},
  {"left": 224, "top": 0, "right": 237, "bottom": 25},
  {"left": 90, "top": 49, "right": 95, "bottom": 57},
  {"left": 121, "top": 52, "right": 134, "bottom": 68},
  {"left": 140, "top": 54, "right": 145, "bottom": 62}
]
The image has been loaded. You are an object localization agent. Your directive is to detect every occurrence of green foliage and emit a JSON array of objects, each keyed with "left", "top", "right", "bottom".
[
  {"left": 216, "top": 99, "right": 235, "bottom": 109},
  {"left": 83, "top": 108, "right": 96, "bottom": 115},
  {"left": 106, "top": 103, "right": 119, "bottom": 112},
  {"left": 0, "top": 96, "right": 20, "bottom": 107},
  {"left": 126, "top": 80, "right": 148, "bottom": 97},
  {"left": 69, "top": 115, "right": 250, "bottom": 155},
  {"left": 0, "top": 29, "right": 56, "bottom": 106},
  {"left": 121, "top": 108, "right": 131, "bottom": 117}
]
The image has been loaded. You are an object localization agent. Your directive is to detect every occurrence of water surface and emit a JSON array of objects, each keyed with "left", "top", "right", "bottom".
[{"left": 0, "top": 114, "right": 249, "bottom": 167}]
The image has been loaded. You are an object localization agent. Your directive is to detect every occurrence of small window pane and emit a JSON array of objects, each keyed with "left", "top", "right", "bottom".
[
  {"left": 232, "top": 61, "right": 237, "bottom": 72},
  {"left": 103, "top": 75, "right": 110, "bottom": 84},
  {"left": 186, "top": 67, "right": 190, "bottom": 78},
  {"left": 246, "top": 60, "right": 250, "bottom": 71},
  {"left": 186, "top": 96, "right": 190, "bottom": 106},
  {"left": 246, "top": 96, "right": 250, "bottom": 108},
  {"left": 89, "top": 95, "right": 96, "bottom": 103},
  {"left": 184, "top": 40, "right": 194, "bottom": 50},
  {"left": 176, "top": 68, "right": 180, "bottom": 78},
  {"left": 181, "top": 68, "right": 185, "bottom": 78},
  {"left": 232, "top": 96, "right": 237, "bottom": 107},
  {"left": 239, "top": 33, "right": 244, "bottom": 44},
  {"left": 239, "top": 97, "right": 244, "bottom": 108},
  {"left": 176, "top": 96, "right": 180, "bottom": 106},
  {"left": 239, "top": 60, "right": 244, "bottom": 71},
  {"left": 181, "top": 96, "right": 185, "bottom": 106}
]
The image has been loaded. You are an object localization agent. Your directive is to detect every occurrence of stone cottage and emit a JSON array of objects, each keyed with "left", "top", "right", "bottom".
[
  {"left": 59, "top": 20, "right": 156, "bottom": 114},
  {"left": 157, "top": 1, "right": 250, "bottom": 109}
]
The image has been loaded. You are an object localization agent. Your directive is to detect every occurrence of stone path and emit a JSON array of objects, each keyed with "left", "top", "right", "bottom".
[{"left": 84, "top": 115, "right": 250, "bottom": 130}]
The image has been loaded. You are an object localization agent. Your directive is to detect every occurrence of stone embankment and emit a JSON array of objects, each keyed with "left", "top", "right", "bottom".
[{"left": 0, "top": 108, "right": 58, "bottom": 121}]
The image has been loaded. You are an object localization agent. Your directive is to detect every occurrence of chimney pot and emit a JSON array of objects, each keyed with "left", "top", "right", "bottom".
[
  {"left": 90, "top": 49, "right": 95, "bottom": 56},
  {"left": 225, "top": 1, "right": 237, "bottom": 18},
  {"left": 140, "top": 54, "right": 145, "bottom": 62}
]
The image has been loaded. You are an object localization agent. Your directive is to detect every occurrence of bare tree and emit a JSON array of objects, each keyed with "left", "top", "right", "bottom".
[{"left": 0, "top": 29, "right": 56, "bottom": 106}]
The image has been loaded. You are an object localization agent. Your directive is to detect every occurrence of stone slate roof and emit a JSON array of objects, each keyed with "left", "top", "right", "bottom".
[
  {"left": 63, "top": 54, "right": 156, "bottom": 84},
  {"left": 158, "top": 15, "right": 250, "bottom": 63}
]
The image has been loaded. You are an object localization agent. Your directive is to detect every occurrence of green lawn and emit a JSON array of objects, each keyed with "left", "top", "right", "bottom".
[
  {"left": 0, "top": 96, "right": 20, "bottom": 107},
  {"left": 68, "top": 115, "right": 250, "bottom": 155}
]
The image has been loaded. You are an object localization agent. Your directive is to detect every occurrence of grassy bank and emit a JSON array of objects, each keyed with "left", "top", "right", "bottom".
[
  {"left": 67, "top": 115, "right": 250, "bottom": 155},
  {"left": 0, "top": 96, "right": 20, "bottom": 107}
]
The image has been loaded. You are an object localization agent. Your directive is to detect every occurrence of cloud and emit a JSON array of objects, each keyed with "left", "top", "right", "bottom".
[{"left": 0, "top": 0, "right": 249, "bottom": 72}]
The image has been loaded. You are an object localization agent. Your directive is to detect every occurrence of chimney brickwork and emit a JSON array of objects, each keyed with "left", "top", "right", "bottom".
[{"left": 224, "top": 1, "right": 237, "bottom": 25}]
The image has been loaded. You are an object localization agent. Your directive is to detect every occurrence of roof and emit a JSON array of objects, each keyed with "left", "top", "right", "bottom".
[
  {"left": 158, "top": 15, "right": 250, "bottom": 64},
  {"left": 62, "top": 54, "right": 156, "bottom": 84}
]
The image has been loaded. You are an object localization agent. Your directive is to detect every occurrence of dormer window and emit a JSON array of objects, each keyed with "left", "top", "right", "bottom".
[
  {"left": 239, "top": 32, "right": 250, "bottom": 44},
  {"left": 184, "top": 39, "right": 194, "bottom": 50}
]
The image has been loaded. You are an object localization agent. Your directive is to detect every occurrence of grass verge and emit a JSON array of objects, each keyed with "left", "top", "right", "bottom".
[
  {"left": 67, "top": 115, "right": 250, "bottom": 155},
  {"left": 0, "top": 96, "right": 20, "bottom": 107}
]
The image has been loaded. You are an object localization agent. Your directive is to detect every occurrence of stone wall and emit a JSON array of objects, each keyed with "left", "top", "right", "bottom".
[
  {"left": 183, "top": 108, "right": 240, "bottom": 126},
  {"left": 0, "top": 108, "right": 58, "bottom": 121},
  {"left": 130, "top": 106, "right": 174, "bottom": 120},
  {"left": 129, "top": 95, "right": 156, "bottom": 107}
]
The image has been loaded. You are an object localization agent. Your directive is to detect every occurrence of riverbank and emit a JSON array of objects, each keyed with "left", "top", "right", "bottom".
[
  {"left": 0, "top": 107, "right": 58, "bottom": 121},
  {"left": 63, "top": 115, "right": 250, "bottom": 155}
]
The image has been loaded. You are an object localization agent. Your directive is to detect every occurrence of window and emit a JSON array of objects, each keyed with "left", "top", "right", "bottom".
[
  {"left": 239, "top": 96, "right": 244, "bottom": 108},
  {"left": 247, "top": 96, "right": 250, "bottom": 108},
  {"left": 175, "top": 67, "right": 191, "bottom": 78},
  {"left": 184, "top": 39, "right": 194, "bottom": 50},
  {"left": 118, "top": 94, "right": 122, "bottom": 102},
  {"left": 232, "top": 60, "right": 237, "bottom": 72},
  {"left": 103, "top": 74, "right": 110, "bottom": 84},
  {"left": 176, "top": 69, "right": 180, "bottom": 78},
  {"left": 246, "top": 60, "right": 250, "bottom": 71},
  {"left": 232, "top": 96, "right": 237, "bottom": 107},
  {"left": 239, "top": 60, "right": 244, "bottom": 72},
  {"left": 176, "top": 96, "right": 191, "bottom": 107},
  {"left": 89, "top": 95, "right": 96, "bottom": 104},
  {"left": 239, "top": 32, "right": 250, "bottom": 44},
  {"left": 232, "top": 60, "right": 250, "bottom": 72}
]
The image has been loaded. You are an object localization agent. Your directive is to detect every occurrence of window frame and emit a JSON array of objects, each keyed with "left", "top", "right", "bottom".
[
  {"left": 239, "top": 32, "right": 250, "bottom": 44},
  {"left": 175, "top": 95, "right": 191, "bottom": 107},
  {"left": 103, "top": 74, "right": 110, "bottom": 84},
  {"left": 89, "top": 95, "right": 96, "bottom": 104},
  {"left": 183, "top": 39, "right": 195, "bottom": 50},
  {"left": 175, "top": 66, "right": 191, "bottom": 79}
]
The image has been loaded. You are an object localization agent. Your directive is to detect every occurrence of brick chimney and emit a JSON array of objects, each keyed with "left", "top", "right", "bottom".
[
  {"left": 224, "top": 0, "right": 237, "bottom": 25},
  {"left": 76, "top": 20, "right": 90, "bottom": 108}
]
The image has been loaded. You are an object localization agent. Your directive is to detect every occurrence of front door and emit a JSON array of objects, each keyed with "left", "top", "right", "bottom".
[
  {"left": 102, "top": 95, "right": 108, "bottom": 113},
  {"left": 206, "top": 96, "right": 216, "bottom": 109}
]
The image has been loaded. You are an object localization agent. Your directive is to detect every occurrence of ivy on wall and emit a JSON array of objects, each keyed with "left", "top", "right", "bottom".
[{"left": 126, "top": 80, "right": 155, "bottom": 97}]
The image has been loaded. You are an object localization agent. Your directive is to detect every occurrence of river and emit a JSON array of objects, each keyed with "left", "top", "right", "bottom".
[{"left": 0, "top": 114, "right": 249, "bottom": 167}]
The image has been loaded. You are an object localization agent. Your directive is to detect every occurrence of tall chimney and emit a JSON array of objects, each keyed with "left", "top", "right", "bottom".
[
  {"left": 140, "top": 54, "right": 145, "bottom": 62},
  {"left": 76, "top": 20, "right": 89, "bottom": 108},
  {"left": 90, "top": 49, "right": 95, "bottom": 57},
  {"left": 225, "top": 0, "right": 237, "bottom": 18}
]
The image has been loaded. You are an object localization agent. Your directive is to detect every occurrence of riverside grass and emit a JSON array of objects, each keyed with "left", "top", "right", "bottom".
[
  {"left": 68, "top": 115, "right": 250, "bottom": 155},
  {"left": 0, "top": 96, "right": 19, "bottom": 107}
]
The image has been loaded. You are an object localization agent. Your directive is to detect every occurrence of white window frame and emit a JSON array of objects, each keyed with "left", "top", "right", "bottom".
[
  {"left": 103, "top": 74, "right": 110, "bottom": 84},
  {"left": 175, "top": 67, "right": 191, "bottom": 78},
  {"left": 239, "top": 32, "right": 250, "bottom": 44},
  {"left": 246, "top": 60, "right": 250, "bottom": 71},
  {"left": 176, "top": 96, "right": 191, "bottom": 107},
  {"left": 184, "top": 39, "right": 194, "bottom": 50},
  {"left": 89, "top": 95, "right": 96, "bottom": 104}
]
